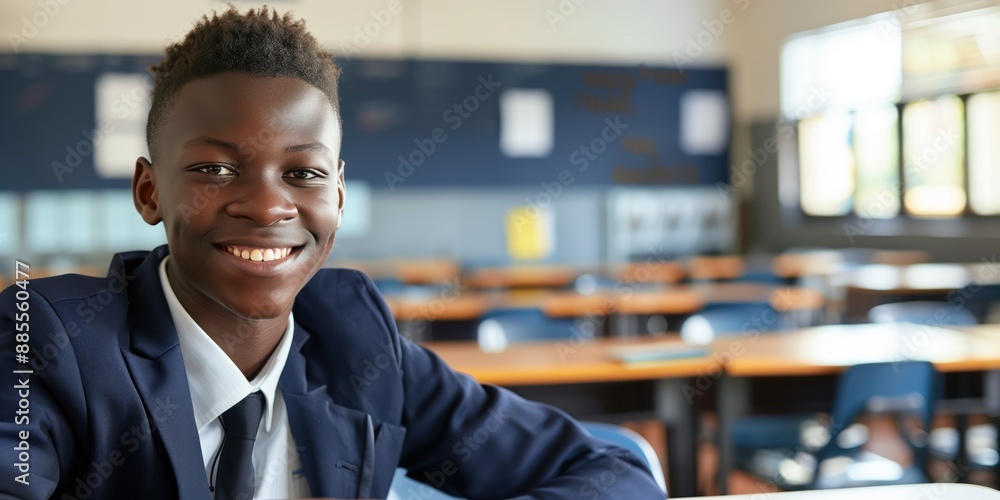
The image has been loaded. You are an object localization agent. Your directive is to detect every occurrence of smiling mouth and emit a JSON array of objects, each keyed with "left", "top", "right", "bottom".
[{"left": 223, "top": 245, "right": 298, "bottom": 262}]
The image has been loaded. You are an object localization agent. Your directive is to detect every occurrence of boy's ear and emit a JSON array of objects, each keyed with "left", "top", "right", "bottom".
[
  {"left": 132, "top": 157, "right": 162, "bottom": 225},
  {"left": 336, "top": 159, "right": 346, "bottom": 230}
]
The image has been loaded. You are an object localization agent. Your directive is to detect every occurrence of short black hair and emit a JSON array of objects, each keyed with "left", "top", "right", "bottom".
[{"left": 145, "top": 5, "right": 341, "bottom": 160}]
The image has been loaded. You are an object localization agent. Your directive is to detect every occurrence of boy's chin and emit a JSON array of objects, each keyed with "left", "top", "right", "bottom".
[{"left": 224, "top": 294, "right": 296, "bottom": 322}]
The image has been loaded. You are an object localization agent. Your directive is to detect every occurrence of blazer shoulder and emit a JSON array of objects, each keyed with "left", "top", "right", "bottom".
[
  {"left": 3, "top": 273, "right": 110, "bottom": 304},
  {"left": 295, "top": 267, "right": 402, "bottom": 356}
]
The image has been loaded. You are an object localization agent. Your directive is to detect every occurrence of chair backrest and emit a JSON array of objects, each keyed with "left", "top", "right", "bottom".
[
  {"left": 476, "top": 308, "right": 585, "bottom": 352},
  {"left": 817, "top": 361, "right": 938, "bottom": 472},
  {"left": 387, "top": 422, "right": 669, "bottom": 499},
  {"left": 868, "top": 301, "right": 978, "bottom": 326},
  {"left": 680, "top": 302, "right": 785, "bottom": 344},
  {"left": 580, "top": 422, "right": 668, "bottom": 494},
  {"left": 388, "top": 468, "right": 462, "bottom": 500}
]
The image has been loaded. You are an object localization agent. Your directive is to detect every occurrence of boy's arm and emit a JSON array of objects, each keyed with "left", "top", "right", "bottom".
[
  {"left": 0, "top": 284, "right": 81, "bottom": 499},
  {"left": 358, "top": 276, "right": 665, "bottom": 499}
]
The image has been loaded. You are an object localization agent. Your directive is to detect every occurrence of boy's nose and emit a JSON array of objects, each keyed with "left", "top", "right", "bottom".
[{"left": 225, "top": 180, "right": 298, "bottom": 226}]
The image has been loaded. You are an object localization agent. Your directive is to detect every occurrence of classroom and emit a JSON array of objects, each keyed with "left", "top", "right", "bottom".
[{"left": 2, "top": 1, "right": 999, "bottom": 498}]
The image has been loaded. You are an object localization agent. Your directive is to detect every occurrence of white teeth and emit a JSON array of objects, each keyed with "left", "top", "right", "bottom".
[{"left": 225, "top": 246, "right": 293, "bottom": 262}]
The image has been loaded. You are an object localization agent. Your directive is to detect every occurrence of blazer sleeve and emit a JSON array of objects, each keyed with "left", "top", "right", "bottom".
[
  {"left": 0, "top": 284, "right": 83, "bottom": 500},
  {"left": 358, "top": 276, "right": 665, "bottom": 499}
]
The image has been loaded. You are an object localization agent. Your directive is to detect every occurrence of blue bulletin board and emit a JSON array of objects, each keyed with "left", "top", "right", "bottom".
[{"left": 0, "top": 54, "right": 729, "bottom": 191}]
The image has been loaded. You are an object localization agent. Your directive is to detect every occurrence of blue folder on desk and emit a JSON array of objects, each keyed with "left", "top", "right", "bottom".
[{"left": 610, "top": 342, "right": 709, "bottom": 363}]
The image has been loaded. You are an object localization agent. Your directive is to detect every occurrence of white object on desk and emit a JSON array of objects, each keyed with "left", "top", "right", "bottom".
[{"left": 676, "top": 483, "right": 1000, "bottom": 500}]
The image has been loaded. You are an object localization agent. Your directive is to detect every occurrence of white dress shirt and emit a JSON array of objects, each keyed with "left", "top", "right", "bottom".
[{"left": 159, "top": 256, "right": 311, "bottom": 499}]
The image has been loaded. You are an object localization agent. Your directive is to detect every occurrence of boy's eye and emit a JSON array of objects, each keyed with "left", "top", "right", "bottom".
[
  {"left": 194, "top": 164, "right": 237, "bottom": 176},
  {"left": 284, "top": 169, "right": 324, "bottom": 180}
]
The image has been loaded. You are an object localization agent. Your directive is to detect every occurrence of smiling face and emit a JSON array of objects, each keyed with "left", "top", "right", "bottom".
[{"left": 133, "top": 72, "right": 344, "bottom": 321}]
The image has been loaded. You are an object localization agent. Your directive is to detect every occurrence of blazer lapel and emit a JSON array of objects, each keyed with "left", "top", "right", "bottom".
[
  {"left": 119, "top": 248, "right": 211, "bottom": 500},
  {"left": 281, "top": 324, "right": 372, "bottom": 499}
]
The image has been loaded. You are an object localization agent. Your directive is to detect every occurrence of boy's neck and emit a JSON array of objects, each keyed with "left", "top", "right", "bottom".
[
  {"left": 165, "top": 260, "right": 290, "bottom": 380},
  {"left": 202, "top": 315, "right": 288, "bottom": 380}
]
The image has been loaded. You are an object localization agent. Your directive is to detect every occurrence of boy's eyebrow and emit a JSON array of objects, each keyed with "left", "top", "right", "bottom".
[
  {"left": 183, "top": 137, "right": 332, "bottom": 155},
  {"left": 285, "top": 142, "right": 332, "bottom": 154},
  {"left": 185, "top": 136, "right": 239, "bottom": 151}
]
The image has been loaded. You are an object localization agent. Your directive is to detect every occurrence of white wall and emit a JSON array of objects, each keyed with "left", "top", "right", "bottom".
[
  {"left": 725, "top": 0, "right": 908, "bottom": 121},
  {"left": 1, "top": 0, "right": 729, "bottom": 65}
]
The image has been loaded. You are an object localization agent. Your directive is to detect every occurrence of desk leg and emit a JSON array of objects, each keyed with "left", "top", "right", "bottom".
[
  {"left": 655, "top": 378, "right": 697, "bottom": 497},
  {"left": 717, "top": 375, "right": 750, "bottom": 495},
  {"left": 986, "top": 370, "right": 1000, "bottom": 487}
]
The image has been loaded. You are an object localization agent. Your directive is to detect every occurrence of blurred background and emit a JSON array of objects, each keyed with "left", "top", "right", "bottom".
[
  {"left": 4, "top": 0, "right": 1000, "bottom": 497},
  {"left": 11, "top": 0, "right": 1000, "bottom": 268}
]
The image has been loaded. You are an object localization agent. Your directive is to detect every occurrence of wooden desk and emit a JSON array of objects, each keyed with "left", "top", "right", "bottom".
[
  {"left": 678, "top": 483, "right": 1000, "bottom": 500},
  {"left": 719, "top": 323, "right": 1000, "bottom": 377},
  {"left": 422, "top": 338, "right": 716, "bottom": 497},
  {"left": 687, "top": 283, "right": 825, "bottom": 312},
  {"left": 423, "top": 337, "right": 715, "bottom": 386},
  {"left": 689, "top": 255, "right": 746, "bottom": 281},
  {"left": 772, "top": 251, "right": 843, "bottom": 279},
  {"left": 463, "top": 266, "right": 577, "bottom": 289},
  {"left": 712, "top": 324, "right": 1000, "bottom": 494},
  {"left": 834, "top": 262, "right": 1000, "bottom": 320},
  {"left": 385, "top": 288, "right": 708, "bottom": 322}
]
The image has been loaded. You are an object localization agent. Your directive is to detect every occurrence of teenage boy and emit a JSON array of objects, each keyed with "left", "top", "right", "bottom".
[{"left": 1, "top": 7, "right": 664, "bottom": 499}]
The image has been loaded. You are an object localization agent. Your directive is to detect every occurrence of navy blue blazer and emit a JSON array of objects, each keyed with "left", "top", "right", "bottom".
[{"left": 1, "top": 246, "right": 663, "bottom": 499}]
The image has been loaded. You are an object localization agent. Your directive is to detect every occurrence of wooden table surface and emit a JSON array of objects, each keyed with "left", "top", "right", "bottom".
[
  {"left": 386, "top": 283, "right": 825, "bottom": 321},
  {"left": 716, "top": 323, "right": 1000, "bottom": 377},
  {"left": 421, "top": 336, "right": 716, "bottom": 386}
]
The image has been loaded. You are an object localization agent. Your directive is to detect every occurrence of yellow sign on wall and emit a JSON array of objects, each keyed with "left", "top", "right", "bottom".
[{"left": 505, "top": 206, "right": 554, "bottom": 261}]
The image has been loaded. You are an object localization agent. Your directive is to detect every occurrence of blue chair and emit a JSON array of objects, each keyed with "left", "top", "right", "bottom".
[
  {"left": 580, "top": 421, "right": 668, "bottom": 494},
  {"left": 809, "top": 361, "right": 938, "bottom": 489},
  {"left": 386, "top": 423, "right": 669, "bottom": 499},
  {"left": 680, "top": 302, "right": 787, "bottom": 344},
  {"left": 680, "top": 303, "right": 815, "bottom": 475},
  {"left": 737, "top": 361, "right": 938, "bottom": 489},
  {"left": 476, "top": 308, "right": 589, "bottom": 352},
  {"left": 869, "top": 301, "right": 999, "bottom": 478},
  {"left": 868, "top": 300, "right": 978, "bottom": 326}
]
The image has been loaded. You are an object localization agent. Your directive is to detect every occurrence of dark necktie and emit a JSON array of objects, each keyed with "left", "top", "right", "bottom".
[{"left": 215, "top": 392, "right": 265, "bottom": 500}]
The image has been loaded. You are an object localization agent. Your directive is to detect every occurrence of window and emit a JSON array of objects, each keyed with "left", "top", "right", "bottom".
[
  {"left": 968, "top": 91, "right": 1000, "bottom": 215},
  {"left": 785, "top": 3, "right": 1000, "bottom": 222},
  {"left": 901, "top": 95, "right": 965, "bottom": 217}
]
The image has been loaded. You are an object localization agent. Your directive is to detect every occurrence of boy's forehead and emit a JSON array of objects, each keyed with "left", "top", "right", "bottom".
[{"left": 163, "top": 73, "right": 340, "bottom": 150}]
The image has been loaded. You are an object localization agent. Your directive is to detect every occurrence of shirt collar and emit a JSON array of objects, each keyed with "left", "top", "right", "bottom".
[{"left": 158, "top": 255, "right": 295, "bottom": 433}]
